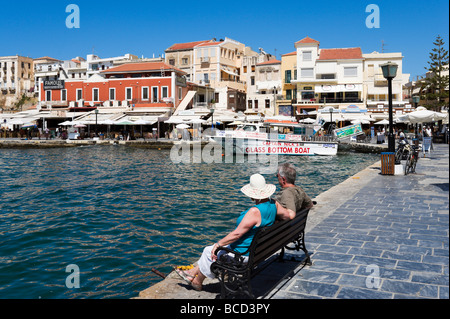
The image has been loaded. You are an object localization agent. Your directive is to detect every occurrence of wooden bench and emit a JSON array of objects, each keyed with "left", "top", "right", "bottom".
[{"left": 210, "top": 204, "right": 314, "bottom": 299}]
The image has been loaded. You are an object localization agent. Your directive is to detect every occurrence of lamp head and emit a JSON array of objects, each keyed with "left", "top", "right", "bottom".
[{"left": 380, "top": 62, "right": 398, "bottom": 79}]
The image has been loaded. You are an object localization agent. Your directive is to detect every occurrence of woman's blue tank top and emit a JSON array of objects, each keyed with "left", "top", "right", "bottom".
[{"left": 229, "top": 199, "right": 277, "bottom": 256}]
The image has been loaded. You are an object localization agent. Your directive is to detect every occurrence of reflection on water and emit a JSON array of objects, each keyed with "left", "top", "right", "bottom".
[{"left": 0, "top": 146, "right": 378, "bottom": 298}]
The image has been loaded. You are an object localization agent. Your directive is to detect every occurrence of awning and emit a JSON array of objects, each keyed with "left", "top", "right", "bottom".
[
  {"left": 256, "top": 81, "right": 282, "bottom": 91},
  {"left": 221, "top": 67, "right": 239, "bottom": 76},
  {"left": 173, "top": 91, "right": 197, "bottom": 116}
]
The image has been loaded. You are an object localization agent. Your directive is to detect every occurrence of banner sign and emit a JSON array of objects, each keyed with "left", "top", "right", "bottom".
[
  {"left": 334, "top": 124, "right": 363, "bottom": 139},
  {"left": 43, "top": 80, "right": 65, "bottom": 90}
]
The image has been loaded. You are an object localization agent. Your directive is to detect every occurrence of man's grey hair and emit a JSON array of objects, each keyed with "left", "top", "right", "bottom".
[{"left": 277, "top": 163, "right": 297, "bottom": 184}]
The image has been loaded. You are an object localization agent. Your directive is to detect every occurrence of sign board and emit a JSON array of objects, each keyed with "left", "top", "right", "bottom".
[
  {"left": 422, "top": 137, "right": 432, "bottom": 154},
  {"left": 43, "top": 80, "right": 65, "bottom": 90},
  {"left": 176, "top": 76, "right": 187, "bottom": 87},
  {"left": 334, "top": 124, "right": 363, "bottom": 139}
]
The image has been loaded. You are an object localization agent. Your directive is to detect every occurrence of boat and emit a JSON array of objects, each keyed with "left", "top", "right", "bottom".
[{"left": 209, "top": 118, "right": 338, "bottom": 156}]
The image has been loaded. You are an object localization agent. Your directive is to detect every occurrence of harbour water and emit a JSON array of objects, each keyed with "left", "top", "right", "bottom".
[{"left": 0, "top": 145, "right": 379, "bottom": 299}]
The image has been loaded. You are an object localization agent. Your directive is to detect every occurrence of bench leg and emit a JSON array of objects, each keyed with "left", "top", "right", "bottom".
[{"left": 218, "top": 270, "right": 254, "bottom": 299}]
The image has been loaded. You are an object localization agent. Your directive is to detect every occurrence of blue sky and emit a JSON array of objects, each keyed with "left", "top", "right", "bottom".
[{"left": 2, "top": 0, "right": 448, "bottom": 79}]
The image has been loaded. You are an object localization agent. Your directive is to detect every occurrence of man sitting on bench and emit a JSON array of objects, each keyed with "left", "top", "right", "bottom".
[{"left": 275, "top": 163, "right": 314, "bottom": 221}]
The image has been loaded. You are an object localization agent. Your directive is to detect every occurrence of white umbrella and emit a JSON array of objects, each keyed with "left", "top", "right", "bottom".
[
  {"left": 188, "top": 119, "right": 206, "bottom": 124},
  {"left": 165, "top": 118, "right": 185, "bottom": 124},
  {"left": 351, "top": 119, "right": 370, "bottom": 125},
  {"left": 100, "top": 119, "right": 115, "bottom": 125},
  {"left": 176, "top": 124, "right": 190, "bottom": 129},
  {"left": 374, "top": 119, "right": 390, "bottom": 125},
  {"left": 399, "top": 109, "right": 448, "bottom": 124},
  {"left": 8, "top": 119, "right": 25, "bottom": 125},
  {"left": 299, "top": 118, "right": 316, "bottom": 124},
  {"left": 134, "top": 119, "right": 151, "bottom": 125},
  {"left": 114, "top": 120, "right": 135, "bottom": 126}
]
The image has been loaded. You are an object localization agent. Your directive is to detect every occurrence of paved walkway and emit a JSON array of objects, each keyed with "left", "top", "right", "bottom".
[
  {"left": 137, "top": 144, "right": 449, "bottom": 299},
  {"left": 269, "top": 144, "right": 449, "bottom": 299}
]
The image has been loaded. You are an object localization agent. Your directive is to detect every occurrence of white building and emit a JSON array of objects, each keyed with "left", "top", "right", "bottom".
[
  {"left": 287, "top": 36, "right": 411, "bottom": 118},
  {"left": 292, "top": 37, "right": 365, "bottom": 111},
  {"left": 246, "top": 59, "right": 281, "bottom": 116},
  {"left": 363, "top": 51, "right": 411, "bottom": 115}
]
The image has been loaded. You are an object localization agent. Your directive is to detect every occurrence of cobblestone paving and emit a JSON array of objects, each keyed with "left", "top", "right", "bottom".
[{"left": 271, "top": 144, "right": 449, "bottom": 299}]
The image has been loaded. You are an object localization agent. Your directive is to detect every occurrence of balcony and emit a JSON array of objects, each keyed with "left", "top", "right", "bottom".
[
  {"left": 318, "top": 98, "right": 363, "bottom": 104},
  {"left": 373, "top": 73, "right": 388, "bottom": 86}
]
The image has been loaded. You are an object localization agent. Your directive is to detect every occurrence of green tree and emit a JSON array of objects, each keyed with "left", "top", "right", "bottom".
[{"left": 423, "top": 35, "right": 449, "bottom": 110}]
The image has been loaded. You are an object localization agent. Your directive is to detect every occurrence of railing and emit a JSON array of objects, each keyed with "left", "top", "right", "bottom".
[{"left": 318, "top": 98, "right": 363, "bottom": 103}]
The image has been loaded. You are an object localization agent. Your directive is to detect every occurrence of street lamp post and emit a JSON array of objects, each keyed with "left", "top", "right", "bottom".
[
  {"left": 95, "top": 109, "right": 99, "bottom": 135},
  {"left": 412, "top": 96, "right": 420, "bottom": 139},
  {"left": 380, "top": 62, "right": 398, "bottom": 153}
]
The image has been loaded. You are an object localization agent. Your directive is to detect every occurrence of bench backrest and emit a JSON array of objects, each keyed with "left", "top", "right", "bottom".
[{"left": 247, "top": 207, "right": 310, "bottom": 268}]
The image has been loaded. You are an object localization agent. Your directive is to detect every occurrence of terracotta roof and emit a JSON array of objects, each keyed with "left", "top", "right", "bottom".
[
  {"left": 195, "top": 41, "right": 224, "bottom": 47},
  {"left": 282, "top": 51, "right": 297, "bottom": 57},
  {"left": 101, "top": 62, "right": 186, "bottom": 74},
  {"left": 318, "top": 48, "right": 363, "bottom": 60},
  {"left": 166, "top": 40, "right": 211, "bottom": 51},
  {"left": 295, "top": 36, "right": 320, "bottom": 45},
  {"left": 33, "top": 56, "right": 61, "bottom": 61},
  {"left": 256, "top": 59, "right": 281, "bottom": 66}
]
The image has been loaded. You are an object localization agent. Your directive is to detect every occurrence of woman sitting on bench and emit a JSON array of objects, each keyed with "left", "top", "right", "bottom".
[{"left": 175, "top": 174, "right": 277, "bottom": 291}]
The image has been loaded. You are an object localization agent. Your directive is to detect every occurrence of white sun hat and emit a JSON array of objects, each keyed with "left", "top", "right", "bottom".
[{"left": 240, "top": 174, "right": 276, "bottom": 200}]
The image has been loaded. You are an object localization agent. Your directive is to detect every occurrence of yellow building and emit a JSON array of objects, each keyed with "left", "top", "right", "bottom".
[{"left": 277, "top": 51, "right": 297, "bottom": 116}]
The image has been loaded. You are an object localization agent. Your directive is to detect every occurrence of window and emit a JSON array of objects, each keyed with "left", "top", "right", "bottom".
[
  {"left": 248, "top": 100, "right": 253, "bottom": 109},
  {"left": 92, "top": 88, "right": 99, "bottom": 102},
  {"left": 265, "top": 99, "right": 270, "bottom": 108},
  {"left": 126, "top": 87, "right": 133, "bottom": 100},
  {"left": 344, "top": 67, "right": 358, "bottom": 77},
  {"left": 169, "top": 59, "right": 175, "bottom": 66},
  {"left": 254, "top": 100, "right": 259, "bottom": 109},
  {"left": 61, "top": 89, "right": 67, "bottom": 101},
  {"left": 152, "top": 87, "right": 158, "bottom": 103},
  {"left": 251, "top": 76, "right": 255, "bottom": 86},
  {"left": 46, "top": 90, "right": 51, "bottom": 101},
  {"left": 286, "top": 89, "right": 292, "bottom": 100},
  {"left": 76, "top": 89, "right": 82, "bottom": 101},
  {"left": 301, "top": 68, "right": 314, "bottom": 78},
  {"left": 142, "top": 87, "right": 149, "bottom": 100},
  {"left": 285, "top": 70, "right": 291, "bottom": 83},
  {"left": 162, "top": 86, "right": 169, "bottom": 99},
  {"left": 303, "top": 51, "right": 312, "bottom": 61},
  {"left": 109, "top": 88, "right": 116, "bottom": 100},
  {"left": 182, "top": 58, "right": 188, "bottom": 65},
  {"left": 301, "top": 91, "right": 315, "bottom": 100},
  {"left": 320, "top": 74, "right": 335, "bottom": 79},
  {"left": 179, "top": 87, "right": 182, "bottom": 100}
]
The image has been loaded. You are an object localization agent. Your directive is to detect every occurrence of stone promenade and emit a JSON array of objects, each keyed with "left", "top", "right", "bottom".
[{"left": 269, "top": 143, "right": 449, "bottom": 299}]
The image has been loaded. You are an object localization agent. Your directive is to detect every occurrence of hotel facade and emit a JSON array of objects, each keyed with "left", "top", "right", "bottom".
[{"left": 276, "top": 37, "right": 411, "bottom": 118}]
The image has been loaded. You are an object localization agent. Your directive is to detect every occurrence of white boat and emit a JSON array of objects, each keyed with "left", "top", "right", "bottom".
[{"left": 209, "top": 120, "right": 338, "bottom": 156}]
